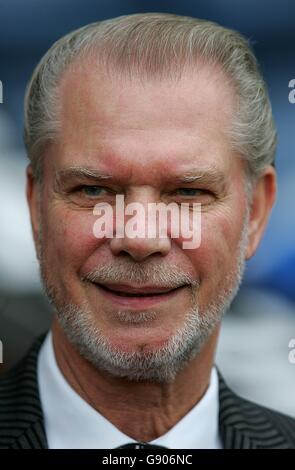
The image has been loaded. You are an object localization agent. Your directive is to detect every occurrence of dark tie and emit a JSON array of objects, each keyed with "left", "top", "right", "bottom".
[{"left": 116, "top": 442, "right": 168, "bottom": 449}]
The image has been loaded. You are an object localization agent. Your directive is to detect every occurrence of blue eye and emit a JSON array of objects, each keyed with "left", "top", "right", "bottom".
[
  {"left": 176, "top": 188, "right": 203, "bottom": 196},
  {"left": 82, "top": 186, "right": 105, "bottom": 197}
]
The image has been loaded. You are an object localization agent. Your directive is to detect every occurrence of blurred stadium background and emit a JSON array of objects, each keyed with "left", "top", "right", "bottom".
[{"left": 0, "top": 0, "right": 294, "bottom": 416}]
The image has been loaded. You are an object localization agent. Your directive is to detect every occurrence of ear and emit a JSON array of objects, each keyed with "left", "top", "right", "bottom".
[
  {"left": 26, "top": 164, "right": 41, "bottom": 259},
  {"left": 246, "top": 165, "right": 277, "bottom": 259}
]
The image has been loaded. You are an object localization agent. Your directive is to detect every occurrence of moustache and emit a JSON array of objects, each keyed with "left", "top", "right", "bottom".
[{"left": 81, "top": 261, "right": 200, "bottom": 290}]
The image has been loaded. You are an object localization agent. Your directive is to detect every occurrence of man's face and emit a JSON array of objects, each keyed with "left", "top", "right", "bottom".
[{"left": 31, "top": 62, "right": 251, "bottom": 381}]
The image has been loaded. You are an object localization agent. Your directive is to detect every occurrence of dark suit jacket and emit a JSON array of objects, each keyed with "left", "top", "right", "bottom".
[{"left": 1, "top": 335, "right": 295, "bottom": 449}]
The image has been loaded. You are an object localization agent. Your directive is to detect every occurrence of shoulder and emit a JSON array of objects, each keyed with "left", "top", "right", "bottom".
[{"left": 218, "top": 371, "right": 295, "bottom": 449}]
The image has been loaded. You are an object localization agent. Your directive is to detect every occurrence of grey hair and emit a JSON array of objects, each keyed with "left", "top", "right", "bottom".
[{"left": 24, "top": 12, "right": 276, "bottom": 181}]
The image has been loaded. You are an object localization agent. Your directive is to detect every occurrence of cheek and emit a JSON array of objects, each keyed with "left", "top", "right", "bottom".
[
  {"left": 179, "top": 209, "right": 246, "bottom": 282},
  {"left": 42, "top": 205, "right": 104, "bottom": 275}
]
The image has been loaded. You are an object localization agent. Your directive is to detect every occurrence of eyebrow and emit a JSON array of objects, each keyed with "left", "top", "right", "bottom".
[
  {"left": 54, "top": 166, "right": 113, "bottom": 188},
  {"left": 54, "top": 165, "right": 228, "bottom": 189},
  {"left": 174, "top": 166, "right": 228, "bottom": 189}
]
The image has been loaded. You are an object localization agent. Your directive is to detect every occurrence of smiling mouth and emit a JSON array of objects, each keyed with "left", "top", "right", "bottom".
[
  {"left": 96, "top": 283, "right": 183, "bottom": 297},
  {"left": 90, "top": 281, "right": 188, "bottom": 308}
]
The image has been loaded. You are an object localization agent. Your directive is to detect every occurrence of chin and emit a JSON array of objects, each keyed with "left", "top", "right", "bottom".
[{"left": 105, "top": 331, "right": 174, "bottom": 355}]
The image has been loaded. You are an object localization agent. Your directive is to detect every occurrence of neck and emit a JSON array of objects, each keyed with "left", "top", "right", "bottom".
[{"left": 51, "top": 317, "right": 220, "bottom": 442}]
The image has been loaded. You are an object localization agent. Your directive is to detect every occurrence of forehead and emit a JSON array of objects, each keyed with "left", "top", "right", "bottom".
[{"left": 52, "top": 59, "right": 239, "bottom": 182}]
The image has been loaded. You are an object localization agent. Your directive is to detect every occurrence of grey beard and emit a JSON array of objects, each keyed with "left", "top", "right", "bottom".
[
  {"left": 53, "top": 296, "right": 231, "bottom": 384},
  {"left": 41, "top": 214, "right": 248, "bottom": 384}
]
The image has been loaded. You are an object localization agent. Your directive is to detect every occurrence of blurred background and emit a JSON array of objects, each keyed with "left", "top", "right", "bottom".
[{"left": 0, "top": 0, "right": 294, "bottom": 416}]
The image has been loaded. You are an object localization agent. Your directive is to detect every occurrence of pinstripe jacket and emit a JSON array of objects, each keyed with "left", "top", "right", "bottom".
[{"left": 1, "top": 335, "right": 295, "bottom": 449}]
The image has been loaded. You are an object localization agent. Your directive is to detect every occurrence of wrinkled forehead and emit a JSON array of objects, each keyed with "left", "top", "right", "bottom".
[{"left": 45, "top": 57, "right": 242, "bottom": 187}]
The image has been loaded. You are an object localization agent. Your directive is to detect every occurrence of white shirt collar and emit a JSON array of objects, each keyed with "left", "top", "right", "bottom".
[{"left": 37, "top": 331, "right": 222, "bottom": 449}]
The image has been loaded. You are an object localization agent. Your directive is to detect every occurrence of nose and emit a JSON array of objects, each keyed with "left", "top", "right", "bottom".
[
  {"left": 109, "top": 195, "right": 172, "bottom": 261},
  {"left": 110, "top": 233, "right": 171, "bottom": 261}
]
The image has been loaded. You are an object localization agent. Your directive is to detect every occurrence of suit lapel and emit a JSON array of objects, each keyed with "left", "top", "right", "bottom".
[
  {"left": 218, "top": 369, "right": 291, "bottom": 449},
  {"left": 0, "top": 335, "right": 48, "bottom": 449},
  {"left": 1, "top": 336, "right": 293, "bottom": 449}
]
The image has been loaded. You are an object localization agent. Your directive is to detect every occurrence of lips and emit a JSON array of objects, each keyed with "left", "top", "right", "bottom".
[
  {"left": 91, "top": 281, "right": 187, "bottom": 308},
  {"left": 96, "top": 283, "right": 180, "bottom": 297}
]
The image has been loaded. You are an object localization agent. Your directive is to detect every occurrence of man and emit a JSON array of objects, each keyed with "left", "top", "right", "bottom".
[{"left": 1, "top": 12, "right": 294, "bottom": 449}]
